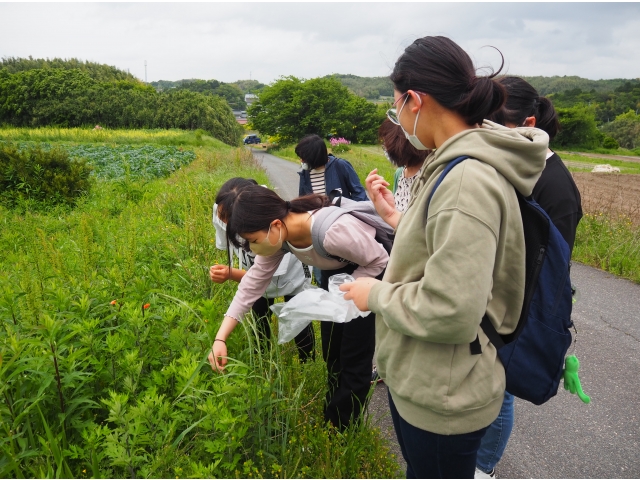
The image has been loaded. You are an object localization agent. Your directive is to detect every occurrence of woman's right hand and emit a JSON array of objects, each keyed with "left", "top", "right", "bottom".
[
  {"left": 208, "top": 339, "right": 228, "bottom": 372},
  {"left": 210, "top": 264, "right": 231, "bottom": 284},
  {"left": 366, "top": 169, "right": 401, "bottom": 228},
  {"left": 208, "top": 316, "right": 239, "bottom": 373}
]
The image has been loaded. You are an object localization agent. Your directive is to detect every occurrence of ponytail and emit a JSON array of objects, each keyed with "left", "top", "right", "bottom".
[
  {"left": 535, "top": 97, "right": 560, "bottom": 141},
  {"left": 488, "top": 76, "right": 560, "bottom": 140},
  {"left": 390, "top": 36, "right": 506, "bottom": 126},
  {"left": 226, "top": 185, "right": 331, "bottom": 249}
]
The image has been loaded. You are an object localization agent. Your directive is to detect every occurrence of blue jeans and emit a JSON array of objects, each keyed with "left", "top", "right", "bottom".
[
  {"left": 389, "top": 391, "right": 488, "bottom": 479},
  {"left": 476, "top": 391, "right": 514, "bottom": 473}
]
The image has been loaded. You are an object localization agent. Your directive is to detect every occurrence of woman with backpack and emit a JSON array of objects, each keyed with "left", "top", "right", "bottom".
[
  {"left": 210, "top": 177, "right": 316, "bottom": 362},
  {"left": 207, "top": 184, "right": 388, "bottom": 430},
  {"left": 474, "top": 76, "right": 583, "bottom": 480},
  {"left": 341, "top": 36, "right": 549, "bottom": 478}
]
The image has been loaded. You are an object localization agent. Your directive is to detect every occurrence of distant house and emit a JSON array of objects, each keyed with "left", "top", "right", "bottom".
[
  {"left": 232, "top": 110, "right": 247, "bottom": 124},
  {"left": 245, "top": 94, "right": 258, "bottom": 107}
]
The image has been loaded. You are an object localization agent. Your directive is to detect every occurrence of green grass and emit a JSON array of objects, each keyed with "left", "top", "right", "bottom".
[
  {"left": 0, "top": 133, "right": 402, "bottom": 478},
  {"left": 558, "top": 152, "right": 640, "bottom": 174},
  {"left": 0, "top": 126, "right": 228, "bottom": 148},
  {"left": 574, "top": 212, "right": 640, "bottom": 283},
  {"left": 268, "top": 144, "right": 397, "bottom": 186},
  {"left": 556, "top": 146, "right": 640, "bottom": 157}
]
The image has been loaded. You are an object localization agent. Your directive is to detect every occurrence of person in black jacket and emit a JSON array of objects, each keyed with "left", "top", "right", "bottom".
[
  {"left": 475, "top": 76, "right": 583, "bottom": 479},
  {"left": 296, "top": 134, "right": 367, "bottom": 286},
  {"left": 296, "top": 134, "right": 367, "bottom": 200}
]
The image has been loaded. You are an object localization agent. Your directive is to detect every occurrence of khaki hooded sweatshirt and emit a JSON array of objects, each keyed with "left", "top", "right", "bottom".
[{"left": 368, "top": 120, "right": 549, "bottom": 435}]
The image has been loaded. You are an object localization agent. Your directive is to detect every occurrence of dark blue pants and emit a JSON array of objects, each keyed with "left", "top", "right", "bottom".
[{"left": 388, "top": 391, "right": 488, "bottom": 479}]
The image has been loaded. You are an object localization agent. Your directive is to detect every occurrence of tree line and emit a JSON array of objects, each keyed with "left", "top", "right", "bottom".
[
  {"left": 0, "top": 58, "right": 243, "bottom": 145},
  {"left": 548, "top": 81, "right": 640, "bottom": 150},
  {"left": 150, "top": 79, "right": 267, "bottom": 110}
]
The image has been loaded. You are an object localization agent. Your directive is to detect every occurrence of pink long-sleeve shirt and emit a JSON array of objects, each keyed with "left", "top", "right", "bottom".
[{"left": 225, "top": 213, "right": 389, "bottom": 321}]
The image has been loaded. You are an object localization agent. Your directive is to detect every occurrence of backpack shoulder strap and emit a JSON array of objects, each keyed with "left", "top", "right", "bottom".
[
  {"left": 310, "top": 205, "right": 349, "bottom": 260},
  {"left": 424, "top": 155, "right": 505, "bottom": 355},
  {"left": 425, "top": 155, "right": 470, "bottom": 216}
]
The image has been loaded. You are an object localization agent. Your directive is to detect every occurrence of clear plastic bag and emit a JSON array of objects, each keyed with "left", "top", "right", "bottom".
[
  {"left": 270, "top": 274, "right": 370, "bottom": 345},
  {"left": 328, "top": 273, "right": 371, "bottom": 317}
]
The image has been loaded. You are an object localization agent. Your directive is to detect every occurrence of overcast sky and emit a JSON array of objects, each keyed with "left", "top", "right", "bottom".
[{"left": 2, "top": 2, "right": 639, "bottom": 84}]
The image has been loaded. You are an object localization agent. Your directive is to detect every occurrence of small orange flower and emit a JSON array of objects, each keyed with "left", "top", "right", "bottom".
[
  {"left": 143, "top": 303, "right": 150, "bottom": 309},
  {"left": 110, "top": 300, "right": 117, "bottom": 305},
  {"left": 204, "top": 319, "right": 209, "bottom": 323}
]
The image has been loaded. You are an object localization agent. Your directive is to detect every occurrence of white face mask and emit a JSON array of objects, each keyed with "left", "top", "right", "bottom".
[
  {"left": 248, "top": 223, "right": 283, "bottom": 256},
  {"left": 397, "top": 95, "right": 430, "bottom": 151},
  {"left": 301, "top": 162, "right": 309, "bottom": 171}
]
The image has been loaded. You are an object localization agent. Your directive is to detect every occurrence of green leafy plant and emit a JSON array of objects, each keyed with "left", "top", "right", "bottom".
[{"left": 0, "top": 142, "right": 93, "bottom": 208}]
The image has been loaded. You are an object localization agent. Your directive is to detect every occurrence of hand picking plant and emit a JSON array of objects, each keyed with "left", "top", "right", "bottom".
[{"left": 329, "top": 137, "right": 351, "bottom": 154}]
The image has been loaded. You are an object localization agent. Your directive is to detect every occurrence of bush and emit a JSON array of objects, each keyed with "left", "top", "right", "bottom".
[
  {"left": 0, "top": 142, "right": 93, "bottom": 207},
  {"left": 552, "top": 105, "right": 601, "bottom": 149},
  {"left": 601, "top": 110, "right": 640, "bottom": 150},
  {"left": 602, "top": 136, "right": 620, "bottom": 149},
  {"left": 330, "top": 137, "right": 351, "bottom": 154}
]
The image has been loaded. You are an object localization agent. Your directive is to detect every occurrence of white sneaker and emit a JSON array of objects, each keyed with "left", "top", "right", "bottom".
[{"left": 475, "top": 467, "right": 496, "bottom": 479}]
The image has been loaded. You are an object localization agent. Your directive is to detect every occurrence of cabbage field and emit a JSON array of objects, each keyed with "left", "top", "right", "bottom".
[{"left": 4, "top": 142, "right": 197, "bottom": 180}]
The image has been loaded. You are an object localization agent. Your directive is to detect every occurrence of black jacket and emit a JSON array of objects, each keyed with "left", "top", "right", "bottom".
[
  {"left": 298, "top": 155, "right": 366, "bottom": 200},
  {"left": 532, "top": 152, "right": 583, "bottom": 252}
]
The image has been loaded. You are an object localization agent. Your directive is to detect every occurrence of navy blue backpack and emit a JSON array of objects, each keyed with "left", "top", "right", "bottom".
[{"left": 427, "top": 155, "right": 574, "bottom": 405}]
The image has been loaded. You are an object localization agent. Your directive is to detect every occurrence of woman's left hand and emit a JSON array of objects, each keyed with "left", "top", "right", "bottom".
[{"left": 340, "top": 277, "right": 380, "bottom": 311}]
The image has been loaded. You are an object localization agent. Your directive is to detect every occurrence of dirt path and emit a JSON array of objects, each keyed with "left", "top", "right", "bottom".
[{"left": 558, "top": 150, "right": 640, "bottom": 164}]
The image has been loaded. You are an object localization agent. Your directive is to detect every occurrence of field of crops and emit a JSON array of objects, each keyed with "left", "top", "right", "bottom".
[
  {"left": 0, "top": 130, "right": 400, "bottom": 479},
  {"left": 3, "top": 141, "right": 197, "bottom": 180}
]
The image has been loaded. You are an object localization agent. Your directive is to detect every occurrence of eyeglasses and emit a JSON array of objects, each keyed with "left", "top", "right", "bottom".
[{"left": 386, "top": 91, "right": 426, "bottom": 126}]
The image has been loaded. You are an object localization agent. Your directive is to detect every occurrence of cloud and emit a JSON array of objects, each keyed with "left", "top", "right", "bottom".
[{"left": 0, "top": 2, "right": 638, "bottom": 83}]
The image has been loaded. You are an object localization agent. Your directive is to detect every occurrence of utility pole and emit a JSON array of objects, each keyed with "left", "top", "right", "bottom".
[{"left": 144, "top": 60, "right": 147, "bottom": 84}]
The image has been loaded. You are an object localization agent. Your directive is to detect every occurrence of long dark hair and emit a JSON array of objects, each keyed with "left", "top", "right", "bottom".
[
  {"left": 489, "top": 76, "right": 560, "bottom": 141},
  {"left": 215, "top": 177, "right": 258, "bottom": 222},
  {"left": 226, "top": 185, "right": 331, "bottom": 249},
  {"left": 390, "top": 36, "right": 506, "bottom": 126},
  {"left": 378, "top": 118, "right": 429, "bottom": 168}
]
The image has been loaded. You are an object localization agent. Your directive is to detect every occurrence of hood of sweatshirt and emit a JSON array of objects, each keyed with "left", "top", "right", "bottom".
[{"left": 422, "top": 120, "right": 549, "bottom": 197}]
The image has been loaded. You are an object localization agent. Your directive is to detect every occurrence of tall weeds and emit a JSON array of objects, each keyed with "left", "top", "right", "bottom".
[
  {"left": 0, "top": 142, "right": 399, "bottom": 478},
  {"left": 573, "top": 173, "right": 640, "bottom": 283}
]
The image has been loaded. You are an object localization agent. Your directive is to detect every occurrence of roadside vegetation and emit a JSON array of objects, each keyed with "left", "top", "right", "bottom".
[{"left": 0, "top": 130, "right": 401, "bottom": 478}]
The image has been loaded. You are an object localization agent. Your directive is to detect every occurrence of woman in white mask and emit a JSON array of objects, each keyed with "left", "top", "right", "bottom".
[
  {"left": 340, "top": 36, "right": 549, "bottom": 478},
  {"left": 208, "top": 184, "right": 388, "bottom": 431}
]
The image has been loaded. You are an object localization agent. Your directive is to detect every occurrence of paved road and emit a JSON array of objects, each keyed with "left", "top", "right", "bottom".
[
  {"left": 250, "top": 148, "right": 301, "bottom": 200},
  {"left": 253, "top": 148, "right": 640, "bottom": 479}
]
